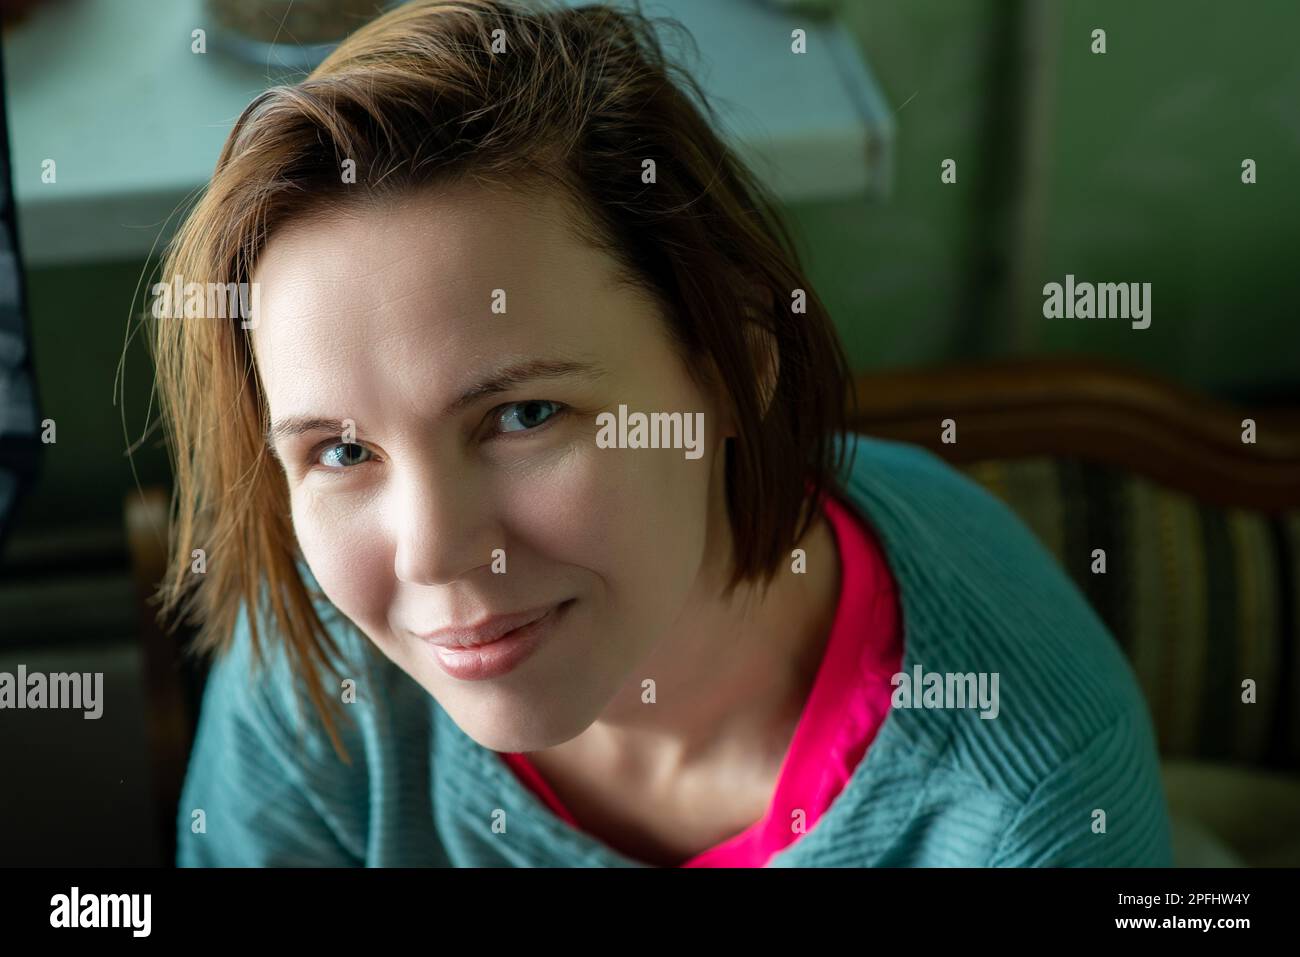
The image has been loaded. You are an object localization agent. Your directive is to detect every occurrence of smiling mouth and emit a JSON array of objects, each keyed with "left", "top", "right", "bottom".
[
  {"left": 417, "top": 599, "right": 575, "bottom": 682},
  {"left": 414, "top": 599, "right": 573, "bottom": 649}
]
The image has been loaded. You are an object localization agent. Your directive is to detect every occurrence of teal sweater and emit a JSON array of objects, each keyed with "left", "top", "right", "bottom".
[{"left": 176, "top": 433, "right": 1172, "bottom": 866}]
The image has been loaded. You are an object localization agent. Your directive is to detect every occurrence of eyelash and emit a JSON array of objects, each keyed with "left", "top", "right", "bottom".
[{"left": 307, "top": 400, "right": 569, "bottom": 471}]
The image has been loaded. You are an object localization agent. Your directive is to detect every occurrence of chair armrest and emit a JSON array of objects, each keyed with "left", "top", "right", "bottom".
[{"left": 850, "top": 356, "right": 1300, "bottom": 511}]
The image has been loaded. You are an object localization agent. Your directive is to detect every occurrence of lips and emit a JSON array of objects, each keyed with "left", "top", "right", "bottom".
[{"left": 414, "top": 603, "right": 559, "bottom": 649}]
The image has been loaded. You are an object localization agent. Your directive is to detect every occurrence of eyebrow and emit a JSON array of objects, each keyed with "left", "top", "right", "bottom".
[{"left": 264, "top": 356, "right": 608, "bottom": 453}]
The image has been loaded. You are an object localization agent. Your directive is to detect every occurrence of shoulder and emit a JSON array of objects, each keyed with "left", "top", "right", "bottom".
[
  {"left": 832, "top": 431, "right": 1078, "bottom": 610},
  {"left": 197, "top": 596, "right": 360, "bottom": 760},
  {"left": 177, "top": 583, "right": 437, "bottom": 865},
  {"left": 831, "top": 433, "right": 1169, "bottom": 860},
  {"left": 987, "top": 706, "right": 1172, "bottom": 865},
  {"left": 198, "top": 580, "right": 441, "bottom": 773},
  {"left": 833, "top": 431, "right": 1056, "bottom": 566},
  {"left": 833, "top": 431, "right": 1119, "bottom": 662}
]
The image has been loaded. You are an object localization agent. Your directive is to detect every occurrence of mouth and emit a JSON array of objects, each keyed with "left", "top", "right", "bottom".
[
  {"left": 414, "top": 599, "right": 573, "bottom": 649},
  {"left": 417, "top": 599, "right": 575, "bottom": 682}
]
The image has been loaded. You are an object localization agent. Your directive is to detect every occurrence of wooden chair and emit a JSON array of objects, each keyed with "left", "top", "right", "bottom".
[
  {"left": 845, "top": 355, "right": 1300, "bottom": 512},
  {"left": 124, "top": 486, "right": 194, "bottom": 868}
]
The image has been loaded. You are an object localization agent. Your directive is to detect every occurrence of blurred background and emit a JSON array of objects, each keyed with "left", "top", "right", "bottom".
[{"left": 0, "top": 0, "right": 1297, "bottom": 867}]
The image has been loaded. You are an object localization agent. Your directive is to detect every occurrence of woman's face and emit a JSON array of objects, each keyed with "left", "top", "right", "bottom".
[{"left": 250, "top": 183, "right": 734, "bottom": 751}]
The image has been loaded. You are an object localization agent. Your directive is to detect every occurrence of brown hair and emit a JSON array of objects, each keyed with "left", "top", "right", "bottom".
[{"left": 148, "top": 0, "right": 853, "bottom": 758}]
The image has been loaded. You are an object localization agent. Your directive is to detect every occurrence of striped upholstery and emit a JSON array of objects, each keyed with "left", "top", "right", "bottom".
[{"left": 960, "top": 458, "right": 1300, "bottom": 770}]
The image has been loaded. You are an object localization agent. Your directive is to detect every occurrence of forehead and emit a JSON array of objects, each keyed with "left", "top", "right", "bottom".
[
  {"left": 252, "top": 181, "right": 601, "bottom": 337},
  {"left": 247, "top": 182, "right": 647, "bottom": 399}
]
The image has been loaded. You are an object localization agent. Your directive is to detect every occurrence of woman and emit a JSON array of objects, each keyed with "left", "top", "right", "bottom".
[{"left": 157, "top": 0, "right": 1170, "bottom": 867}]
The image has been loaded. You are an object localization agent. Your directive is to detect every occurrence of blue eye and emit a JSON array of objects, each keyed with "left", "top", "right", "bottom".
[
  {"left": 497, "top": 400, "right": 562, "bottom": 433},
  {"left": 319, "top": 443, "right": 372, "bottom": 469}
]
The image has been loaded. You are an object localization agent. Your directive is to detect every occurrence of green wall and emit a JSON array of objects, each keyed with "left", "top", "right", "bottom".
[
  {"left": 1035, "top": 0, "right": 1300, "bottom": 397},
  {"left": 801, "top": 0, "right": 1300, "bottom": 399},
  {"left": 789, "top": 0, "right": 1002, "bottom": 370}
]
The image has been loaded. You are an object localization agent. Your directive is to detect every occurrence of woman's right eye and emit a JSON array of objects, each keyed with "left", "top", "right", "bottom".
[{"left": 318, "top": 442, "right": 372, "bottom": 469}]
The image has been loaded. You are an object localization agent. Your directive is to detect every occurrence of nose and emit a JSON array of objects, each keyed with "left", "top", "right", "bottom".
[{"left": 391, "top": 457, "right": 498, "bottom": 586}]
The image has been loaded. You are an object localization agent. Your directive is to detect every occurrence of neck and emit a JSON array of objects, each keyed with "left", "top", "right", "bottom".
[{"left": 561, "top": 461, "right": 843, "bottom": 785}]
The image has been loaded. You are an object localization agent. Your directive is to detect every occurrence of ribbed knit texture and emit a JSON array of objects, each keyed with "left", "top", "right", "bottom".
[{"left": 176, "top": 433, "right": 1172, "bottom": 867}]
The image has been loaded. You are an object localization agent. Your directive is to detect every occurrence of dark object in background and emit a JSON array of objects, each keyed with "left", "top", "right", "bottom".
[
  {"left": 0, "top": 0, "right": 61, "bottom": 28},
  {"left": 0, "top": 37, "right": 42, "bottom": 557},
  {"left": 205, "top": 0, "right": 394, "bottom": 71}
]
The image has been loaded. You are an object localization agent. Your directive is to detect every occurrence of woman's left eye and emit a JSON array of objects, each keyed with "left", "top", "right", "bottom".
[
  {"left": 495, "top": 400, "right": 564, "bottom": 434},
  {"left": 317, "top": 442, "right": 373, "bottom": 469}
]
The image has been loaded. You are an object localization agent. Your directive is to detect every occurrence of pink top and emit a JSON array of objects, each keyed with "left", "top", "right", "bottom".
[{"left": 499, "top": 490, "right": 903, "bottom": 866}]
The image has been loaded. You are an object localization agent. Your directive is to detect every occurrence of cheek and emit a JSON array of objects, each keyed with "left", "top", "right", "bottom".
[
  {"left": 494, "top": 445, "right": 617, "bottom": 567},
  {"left": 290, "top": 489, "right": 394, "bottom": 632},
  {"left": 504, "top": 440, "right": 709, "bottom": 612}
]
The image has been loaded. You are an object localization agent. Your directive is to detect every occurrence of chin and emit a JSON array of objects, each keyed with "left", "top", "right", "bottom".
[
  {"left": 446, "top": 695, "right": 594, "bottom": 754},
  {"left": 457, "top": 717, "right": 560, "bottom": 755}
]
